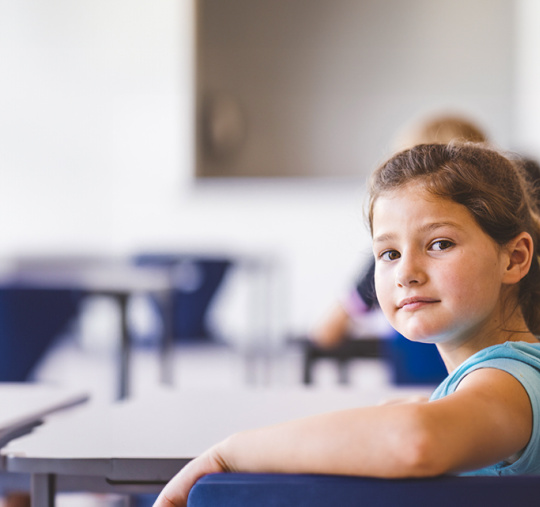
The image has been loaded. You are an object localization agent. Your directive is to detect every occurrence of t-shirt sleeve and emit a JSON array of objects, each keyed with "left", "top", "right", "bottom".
[{"left": 463, "top": 358, "right": 540, "bottom": 475}]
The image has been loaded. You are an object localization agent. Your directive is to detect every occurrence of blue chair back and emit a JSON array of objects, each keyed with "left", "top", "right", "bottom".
[
  {"left": 0, "top": 287, "right": 81, "bottom": 381},
  {"left": 133, "top": 255, "right": 233, "bottom": 341},
  {"left": 383, "top": 331, "right": 447, "bottom": 385},
  {"left": 188, "top": 473, "right": 540, "bottom": 507}
]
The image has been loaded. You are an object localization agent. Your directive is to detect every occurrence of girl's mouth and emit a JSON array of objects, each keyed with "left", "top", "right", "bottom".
[{"left": 398, "top": 297, "right": 440, "bottom": 310}]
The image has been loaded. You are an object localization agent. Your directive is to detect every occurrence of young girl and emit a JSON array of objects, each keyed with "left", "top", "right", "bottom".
[{"left": 154, "top": 143, "right": 540, "bottom": 507}]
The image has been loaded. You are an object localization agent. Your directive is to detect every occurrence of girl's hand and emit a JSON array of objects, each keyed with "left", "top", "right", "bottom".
[{"left": 153, "top": 444, "right": 229, "bottom": 507}]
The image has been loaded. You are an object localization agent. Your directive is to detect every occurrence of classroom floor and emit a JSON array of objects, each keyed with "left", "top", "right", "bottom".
[{"left": 33, "top": 334, "right": 393, "bottom": 402}]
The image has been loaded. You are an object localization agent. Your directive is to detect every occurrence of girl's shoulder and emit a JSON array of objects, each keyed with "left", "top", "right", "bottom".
[
  {"left": 432, "top": 340, "right": 540, "bottom": 400},
  {"left": 473, "top": 340, "right": 540, "bottom": 367},
  {"left": 450, "top": 341, "right": 540, "bottom": 477}
]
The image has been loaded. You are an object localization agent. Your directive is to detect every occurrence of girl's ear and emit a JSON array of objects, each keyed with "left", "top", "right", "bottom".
[{"left": 502, "top": 232, "right": 534, "bottom": 284}]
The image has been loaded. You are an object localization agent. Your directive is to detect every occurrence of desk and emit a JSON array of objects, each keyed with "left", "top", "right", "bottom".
[
  {"left": 0, "top": 383, "right": 88, "bottom": 503},
  {"left": 2, "top": 258, "right": 174, "bottom": 399},
  {"left": 0, "top": 382, "right": 89, "bottom": 469},
  {"left": 2, "top": 386, "right": 433, "bottom": 506}
]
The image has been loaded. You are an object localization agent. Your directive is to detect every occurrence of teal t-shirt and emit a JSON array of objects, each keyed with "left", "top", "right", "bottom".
[{"left": 430, "top": 341, "right": 540, "bottom": 476}]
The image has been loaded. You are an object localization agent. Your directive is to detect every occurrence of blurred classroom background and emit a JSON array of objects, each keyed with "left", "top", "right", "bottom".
[
  {"left": 2, "top": 1, "right": 540, "bottom": 505},
  {"left": 0, "top": 0, "right": 539, "bottom": 400}
]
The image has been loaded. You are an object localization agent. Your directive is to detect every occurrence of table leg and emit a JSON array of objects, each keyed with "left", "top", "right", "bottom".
[
  {"left": 118, "top": 294, "right": 130, "bottom": 400},
  {"left": 31, "top": 474, "right": 55, "bottom": 507},
  {"left": 159, "top": 290, "right": 174, "bottom": 385}
]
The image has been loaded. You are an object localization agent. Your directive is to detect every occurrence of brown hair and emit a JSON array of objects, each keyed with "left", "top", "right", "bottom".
[{"left": 368, "top": 143, "right": 540, "bottom": 335}]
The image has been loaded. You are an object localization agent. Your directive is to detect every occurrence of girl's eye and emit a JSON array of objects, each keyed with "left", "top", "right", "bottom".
[
  {"left": 430, "top": 240, "right": 454, "bottom": 251},
  {"left": 380, "top": 250, "right": 401, "bottom": 261}
]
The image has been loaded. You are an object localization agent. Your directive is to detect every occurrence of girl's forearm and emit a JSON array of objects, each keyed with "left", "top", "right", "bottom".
[
  {"left": 154, "top": 402, "right": 436, "bottom": 507},
  {"left": 217, "top": 402, "right": 436, "bottom": 478},
  {"left": 155, "top": 370, "right": 534, "bottom": 507}
]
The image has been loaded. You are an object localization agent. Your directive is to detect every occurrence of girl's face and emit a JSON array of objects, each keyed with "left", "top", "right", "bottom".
[{"left": 372, "top": 182, "right": 512, "bottom": 351}]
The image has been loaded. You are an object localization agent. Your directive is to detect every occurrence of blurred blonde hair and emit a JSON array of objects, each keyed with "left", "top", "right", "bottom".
[{"left": 394, "top": 113, "right": 488, "bottom": 150}]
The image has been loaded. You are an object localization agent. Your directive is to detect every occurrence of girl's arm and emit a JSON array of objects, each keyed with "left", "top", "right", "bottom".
[{"left": 153, "top": 368, "right": 532, "bottom": 507}]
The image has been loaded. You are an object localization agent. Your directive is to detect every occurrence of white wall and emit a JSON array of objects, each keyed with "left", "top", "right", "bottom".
[
  {"left": 0, "top": 0, "right": 368, "bottom": 334},
  {"left": 514, "top": 0, "right": 540, "bottom": 160},
  {"left": 1, "top": 0, "right": 538, "bottom": 335}
]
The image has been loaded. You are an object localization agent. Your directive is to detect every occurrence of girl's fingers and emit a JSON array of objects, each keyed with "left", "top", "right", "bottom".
[{"left": 154, "top": 448, "right": 227, "bottom": 507}]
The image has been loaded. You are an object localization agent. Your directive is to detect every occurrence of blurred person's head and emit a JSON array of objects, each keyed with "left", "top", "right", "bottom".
[
  {"left": 515, "top": 156, "right": 540, "bottom": 209},
  {"left": 394, "top": 112, "right": 488, "bottom": 151}
]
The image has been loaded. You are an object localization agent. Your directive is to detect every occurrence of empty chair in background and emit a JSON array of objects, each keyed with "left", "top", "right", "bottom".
[{"left": 132, "top": 254, "right": 234, "bottom": 343}]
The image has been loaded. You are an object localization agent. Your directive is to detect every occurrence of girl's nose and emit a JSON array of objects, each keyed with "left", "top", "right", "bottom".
[{"left": 395, "top": 254, "right": 426, "bottom": 287}]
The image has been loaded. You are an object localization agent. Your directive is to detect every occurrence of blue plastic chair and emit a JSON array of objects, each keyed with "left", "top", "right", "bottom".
[
  {"left": 133, "top": 254, "right": 233, "bottom": 342},
  {"left": 383, "top": 331, "right": 447, "bottom": 385},
  {"left": 187, "top": 473, "right": 540, "bottom": 507},
  {"left": 0, "top": 287, "right": 81, "bottom": 381}
]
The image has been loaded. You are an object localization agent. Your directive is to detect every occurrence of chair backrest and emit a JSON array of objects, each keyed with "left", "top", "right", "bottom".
[
  {"left": 0, "top": 287, "right": 81, "bottom": 381},
  {"left": 133, "top": 254, "right": 233, "bottom": 341},
  {"left": 383, "top": 331, "right": 447, "bottom": 385},
  {"left": 187, "top": 473, "right": 540, "bottom": 507}
]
